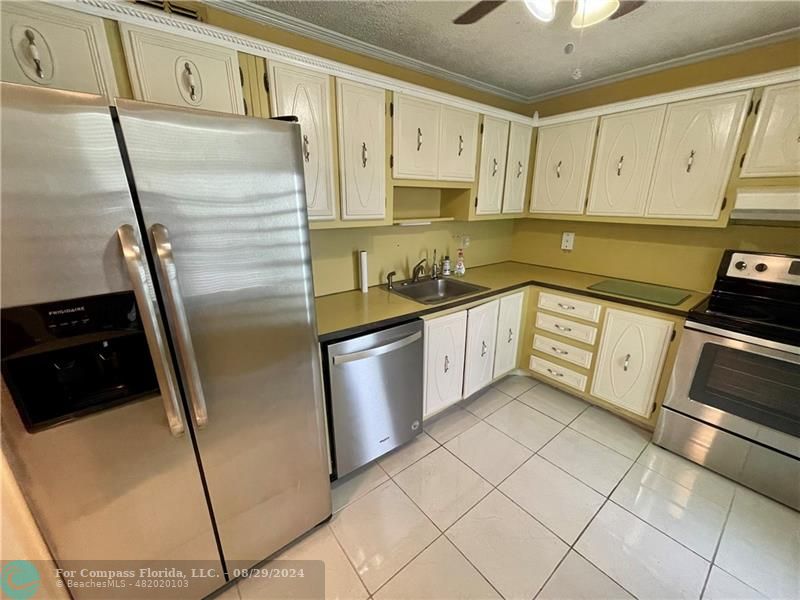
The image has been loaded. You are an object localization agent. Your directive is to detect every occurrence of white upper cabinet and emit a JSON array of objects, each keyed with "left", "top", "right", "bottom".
[
  {"left": 476, "top": 116, "right": 510, "bottom": 215},
  {"left": 269, "top": 61, "right": 337, "bottom": 220},
  {"left": 1, "top": 2, "right": 118, "bottom": 97},
  {"left": 393, "top": 94, "right": 441, "bottom": 179},
  {"left": 741, "top": 82, "right": 800, "bottom": 177},
  {"left": 591, "top": 309, "right": 672, "bottom": 417},
  {"left": 645, "top": 91, "right": 750, "bottom": 219},
  {"left": 463, "top": 299, "right": 500, "bottom": 397},
  {"left": 337, "top": 79, "right": 386, "bottom": 220},
  {"left": 423, "top": 311, "right": 468, "bottom": 418},
  {"left": 502, "top": 123, "right": 533, "bottom": 214},
  {"left": 493, "top": 292, "right": 524, "bottom": 378},
  {"left": 586, "top": 106, "right": 665, "bottom": 216},
  {"left": 120, "top": 24, "right": 242, "bottom": 114},
  {"left": 531, "top": 118, "right": 598, "bottom": 214},
  {"left": 438, "top": 106, "right": 479, "bottom": 181}
]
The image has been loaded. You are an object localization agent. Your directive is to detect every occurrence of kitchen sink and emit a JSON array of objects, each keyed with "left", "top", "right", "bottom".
[{"left": 389, "top": 278, "right": 489, "bottom": 305}]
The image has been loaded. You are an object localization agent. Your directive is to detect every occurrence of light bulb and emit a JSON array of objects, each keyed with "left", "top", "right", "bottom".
[
  {"left": 571, "top": 0, "right": 620, "bottom": 28},
  {"left": 524, "top": 0, "right": 557, "bottom": 23}
]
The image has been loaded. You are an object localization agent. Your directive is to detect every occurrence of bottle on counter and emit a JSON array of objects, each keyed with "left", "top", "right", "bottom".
[
  {"left": 442, "top": 255, "right": 451, "bottom": 276},
  {"left": 454, "top": 248, "right": 465, "bottom": 276}
]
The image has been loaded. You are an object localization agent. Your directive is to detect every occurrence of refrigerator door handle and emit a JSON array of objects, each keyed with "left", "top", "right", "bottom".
[
  {"left": 117, "top": 225, "right": 185, "bottom": 436},
  {"left": 150, "top": 223, "right": 209, "bottom": 428}
]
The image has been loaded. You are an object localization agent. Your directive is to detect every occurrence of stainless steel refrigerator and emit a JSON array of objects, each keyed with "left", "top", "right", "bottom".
[{"left": 1, "top": 82, "right": 331, "bottom": 597}]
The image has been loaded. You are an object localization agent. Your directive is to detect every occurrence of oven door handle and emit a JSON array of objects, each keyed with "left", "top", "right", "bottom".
[{"left": 686, "top": 321, "right": 800, "bottom": 356}]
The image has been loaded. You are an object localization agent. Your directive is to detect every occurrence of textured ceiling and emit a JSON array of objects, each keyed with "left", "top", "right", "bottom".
[{"left": 236, "top": 0, "right": 800, "bottom": 101}]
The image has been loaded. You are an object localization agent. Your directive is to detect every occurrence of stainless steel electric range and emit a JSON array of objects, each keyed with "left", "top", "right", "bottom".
[{"left": 654, "top": 250, "right": 800, "bottom": 510}]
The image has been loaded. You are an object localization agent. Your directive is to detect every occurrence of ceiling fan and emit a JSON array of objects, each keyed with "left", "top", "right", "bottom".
[{"left": 453, "top": 0, "right": 646, "bottom": 27}]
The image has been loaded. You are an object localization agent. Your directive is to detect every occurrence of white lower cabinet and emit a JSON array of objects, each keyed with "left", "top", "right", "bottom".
[
  {"left": 423, "top": 311, "right": 467, "bottom": 418},
  {"left": 493, "top": 292, "right": 524, "bottom": 378},
  {"left": 591, "top": 308, "right": 673, "bottom": 417},
  {"left": 463, "top": 300, "right": 500, "bottom": 397}
]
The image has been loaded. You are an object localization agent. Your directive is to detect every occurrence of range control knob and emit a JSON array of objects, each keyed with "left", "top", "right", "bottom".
[
  {"left": 734, "top": 261, "right": 747, "bottom": 271},
  {"left": 755, "top": 263, "right": 768, "bottom": 273}
]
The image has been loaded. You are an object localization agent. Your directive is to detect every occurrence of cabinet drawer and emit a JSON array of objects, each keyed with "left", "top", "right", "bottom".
[
  {"left": 533, "top": 334, "right": 592, "bottom": 369},
  {"left": 538, "top": 292, "right": 601, "bottom": 322},
  {"left": 530, "top": 356, "right": 587, "bottom": 392},
  {"left": 535, "top": 312, "right": 597, "bottom": 345}
]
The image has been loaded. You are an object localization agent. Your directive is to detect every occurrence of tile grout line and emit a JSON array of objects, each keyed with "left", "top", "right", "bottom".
[{"left": 698, "top": 484, "right": 739, "bottom": 599}]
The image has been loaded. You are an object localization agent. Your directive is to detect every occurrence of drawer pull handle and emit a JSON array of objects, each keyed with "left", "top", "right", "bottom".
[
  {"left": 623, "top": 353, "right": 631, "bottom": 372},
  {"left": 507, "top": 328, "right": 513, "bottom": 344},
  {"left": 184, "top": 62, "right": 197, "bottom": 101},
  {"left": 24, "top": 30, "right": 44, "bottom": 79},
  {"left": 417, "top": 127, "right": 423, "bottom": 151},
  {"left": 302, "top": 134, "right": 311, "bottom": 162},
  {"left": 557, "top": 302, "right": 576, "bottom": 311},
  {"left": 554, "top": 323, "right": 572, "bottom": 332},
  {"left": 361, "top": 142, "right": 368, "bottom": 168},
  {"left": 686, "top": 149, "right": 695, "bottom": 173},
  {"left": 546, "top": 368, "right": 564, "bottom": 378},
  {"left": 444, "top": 354, "right": 450, "bottom": 373},
  {"left": 458, "top": 134, "right": 464, "bottom": 156},
  {"left": 551, "top": 346, "right": 569, "bottom": 355},
  {"left": 481, "top": 340, "right": 487, "bottom": 357}
]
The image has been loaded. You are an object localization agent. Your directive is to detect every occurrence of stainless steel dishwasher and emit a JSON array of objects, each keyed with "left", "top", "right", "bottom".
[{"left": 327, "top": 320, "right": 423, "bottom": 478}]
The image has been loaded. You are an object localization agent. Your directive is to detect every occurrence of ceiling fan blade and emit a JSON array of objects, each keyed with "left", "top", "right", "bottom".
[
  {"left": 453, "top": 0, "right": 506, "bottom": 24},
  {"left": 610, "top": 0, "right": 646, "bottom": 19}
]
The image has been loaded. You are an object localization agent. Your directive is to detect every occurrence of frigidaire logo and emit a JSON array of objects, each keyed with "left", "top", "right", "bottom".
[
  {"left": 1, "top": 560, "right": 40, "bottom": 599},
  {"left": 47, "top": 307, "right": 85, "bottom": 316}
]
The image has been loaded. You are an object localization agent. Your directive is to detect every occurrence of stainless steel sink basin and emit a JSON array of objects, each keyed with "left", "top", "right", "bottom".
[{"left": 389, "top": 278, "right": 489, "bottom": 305}]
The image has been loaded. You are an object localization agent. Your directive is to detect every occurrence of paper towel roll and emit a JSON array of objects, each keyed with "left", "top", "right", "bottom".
[{"left": 359, "top": 250, "right": 368, "bottom": 293}]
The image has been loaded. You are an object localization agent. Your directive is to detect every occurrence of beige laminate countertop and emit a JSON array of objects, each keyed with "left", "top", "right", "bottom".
[{"left": 315, "top": 261, "right": 707, "bottom": 341}]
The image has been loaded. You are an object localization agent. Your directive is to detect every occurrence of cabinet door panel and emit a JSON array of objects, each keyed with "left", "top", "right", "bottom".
[
  {"left": 121, "top": 24, "right": 242, "bottom": 114},
  {"left": 493, "top": 292, "right": 524, "bottom": 378},
  {"left": 1, "top": 2, "right": 117, "bottom": 97},
  {"left": 591, "top": 309, "right": 672, "bottom": 417},
  {"left": 531, "top": 118, "right": 597, "bottom": 214},
  {"left": 438, "top": 106, "right": 479, "bottom": 181},
  {"left": 463, "top": 300, "right": 500, "bottom": 397},
  {"left": 741, "top": 82, "right": 800, "bottom": 177},
  {"left": 476, "top": 116, "right": 510, "bottom": 215},
  {"left": 424, "top": 312, "right": 467, "bottom": 417},
  {"left": 502, "top": 123, "right": 533, "bottom": 214},
  {"left": 587, "top": 106, "right": 665, "bottom": 216},
  {"left": 646, "top": 91, "right": 749, "bottom": 219},
  {"left": 337, "top": 79, "right": 386, "bottom": 220},
  {"left": 394, "top": 95, "right": 440, "bottom": 179},
  {"left": 270, "top": 62, "right": 336, "bottom": 220}
]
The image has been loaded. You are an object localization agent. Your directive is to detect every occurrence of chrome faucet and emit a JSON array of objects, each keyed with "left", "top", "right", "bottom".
[
  {"left": 411, "top": 258, "right": 427, "bottom": 283},
  {"left": 386, "top": 270, "right": 396, "bottom": 290},
  {"left": 430, "top": 249, "right": 440, "bottom": 280}
]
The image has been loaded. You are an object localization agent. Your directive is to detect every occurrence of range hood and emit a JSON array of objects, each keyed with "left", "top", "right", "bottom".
[{"left": 731, "top": 187, "right": 800, "bottom": 222}]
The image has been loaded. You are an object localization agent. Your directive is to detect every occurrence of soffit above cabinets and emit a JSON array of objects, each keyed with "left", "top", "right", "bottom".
[{"left": 235, "top": 0, "right": 800, "bottom": 102}]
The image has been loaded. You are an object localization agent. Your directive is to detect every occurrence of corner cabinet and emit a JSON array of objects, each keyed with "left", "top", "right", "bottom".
[
  {"left": 741, "top": 81, "right": 800, "bottom": 177},
  {"left": 530, "top": 118, "right": 597, "bottom": 214},
  {"left": 269, "top": 61, "right": 337, "bottom": 221},
  {"left": 337, "top": 79, "right": 386, "bottom": 220},
  {"left": 590, "top": 309, "right": 673, "bottom": 418},
  {"left": 645, "top": 91, "right": 750, "bottom": 219},
  {"left": 393, "top": 94, "right": 441, "bottom": 179},
  {"left": 475, "top": 116, "right": 510, "bottom": 215},
  {"left": 423, "top": 311, "right": 468, "bottom": 418},
  {"left": 0, "top": 2, "right": 118, "bottom": 98},
  {"left": 463, "top": 299, "right": 500, "bottom": 397},
  {"left": 502, "top": 123, "right": 533, "bottom": 214},
  {"left": 438, "top": 106, "right": 479, "bottom": 181},
  {"left": 493, "top": 292, "right": 524, "bottom": 378},
  {"left": 586, "top": 106, "right": 665, "bottom": 216},
  {"left": 120, "top": 24, "right": 243, "bottom": 114}
]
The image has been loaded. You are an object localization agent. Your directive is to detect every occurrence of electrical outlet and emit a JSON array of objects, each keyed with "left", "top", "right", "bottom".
[{"left": 561, "top": 232, "right": 575, "bottom": 251}]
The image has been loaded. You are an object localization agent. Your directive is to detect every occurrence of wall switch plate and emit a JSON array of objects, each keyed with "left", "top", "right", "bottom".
[{"left": 561, "top": 232, "right": 575, "bottom": 251}]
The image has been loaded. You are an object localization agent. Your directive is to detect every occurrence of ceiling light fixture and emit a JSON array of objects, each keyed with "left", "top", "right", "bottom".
[
  {"left": 523, "top": 0, "right": 557, "bottom": 23},
  {"left": 571, "top": 0, "right": 620, "bottom": 28}
]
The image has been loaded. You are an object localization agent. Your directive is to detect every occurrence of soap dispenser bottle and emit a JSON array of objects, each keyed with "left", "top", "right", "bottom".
[{"left": 454, "top": 248, "right": 466, "bottom": 276}]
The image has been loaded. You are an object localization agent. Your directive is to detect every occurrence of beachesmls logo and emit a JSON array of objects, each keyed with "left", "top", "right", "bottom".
[{"left": 1, "top": 560, "right": 40, "bottom": 599}]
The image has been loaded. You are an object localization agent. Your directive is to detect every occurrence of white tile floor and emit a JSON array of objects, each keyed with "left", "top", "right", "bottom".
[{"left": 221, "top": 375, "right": 800, "bottom": 600}]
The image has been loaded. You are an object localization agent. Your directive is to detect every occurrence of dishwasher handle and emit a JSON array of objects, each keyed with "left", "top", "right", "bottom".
[{"left": 332, "top": 331, "right": 422, "bottom": 365}]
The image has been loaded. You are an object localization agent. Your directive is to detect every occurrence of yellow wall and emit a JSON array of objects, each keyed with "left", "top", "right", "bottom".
[
  {"left": 512, "top": 220, "right": 800, "bottom": 292},
  {"left": 310, "top": 220, "right": 514, "bottom": 296}
]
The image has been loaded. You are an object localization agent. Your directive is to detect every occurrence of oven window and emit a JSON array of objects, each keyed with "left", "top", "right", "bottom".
[{"left": 690, "top": 344, "right": 800, "bottom": 438}]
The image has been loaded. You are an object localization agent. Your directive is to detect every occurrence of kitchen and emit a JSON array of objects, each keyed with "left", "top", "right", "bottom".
[{"left": 1, "top": 1, "right": 799, "bottom": 599}]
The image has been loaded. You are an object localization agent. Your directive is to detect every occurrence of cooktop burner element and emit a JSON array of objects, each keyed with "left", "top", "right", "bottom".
[{"left": 689, "top": 250, "right": 800, "bottom": 347}]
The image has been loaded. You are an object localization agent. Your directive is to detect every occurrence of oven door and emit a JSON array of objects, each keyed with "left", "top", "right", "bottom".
[{"left": 664, "top": 323, "right": 800, "bottom": 458}]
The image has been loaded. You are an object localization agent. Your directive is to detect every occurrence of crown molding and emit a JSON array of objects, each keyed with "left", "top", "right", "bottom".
[{"left": 57, "top": 0, "right": 537, "bottom": 124}]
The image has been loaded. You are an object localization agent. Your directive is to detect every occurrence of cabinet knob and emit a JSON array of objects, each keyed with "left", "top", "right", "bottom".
[
  {"left": 617, "top": 155, "right": 624, "bottom": 176},
  {"left": 492, "top": 158, "right": 498, "bottom": 176},
  {"left": 623, "top": 353, "right": 631, "bottom": 372},
  {"left": 686, "top": 149, "right": 696, "bottom": 173},
  {"left": 458, "top": 134, "right": 464, "bottom": 157},
  {"left": 481, "top": 340, "right": 487, "bottom": 357},
  {"left": 416, "top": 127, "right": 423, "bottom": 151},
  {"left": 556, "top": 160, "right": 562, "bottom": 178},
  {"left": 184, "top": 62, "right": 197, "bottom": 101},
  {"left": 24, "top": 29, "right": 44, "bottom": 79},
  {"left": 302, "top": 135, "right": 311, "bottom": 162},
  {"left": 361, "top": 142, "right": 368, "bottom": 168},
  {"left": 444, "top": 354, "right": 450, "bottom": 373}
]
